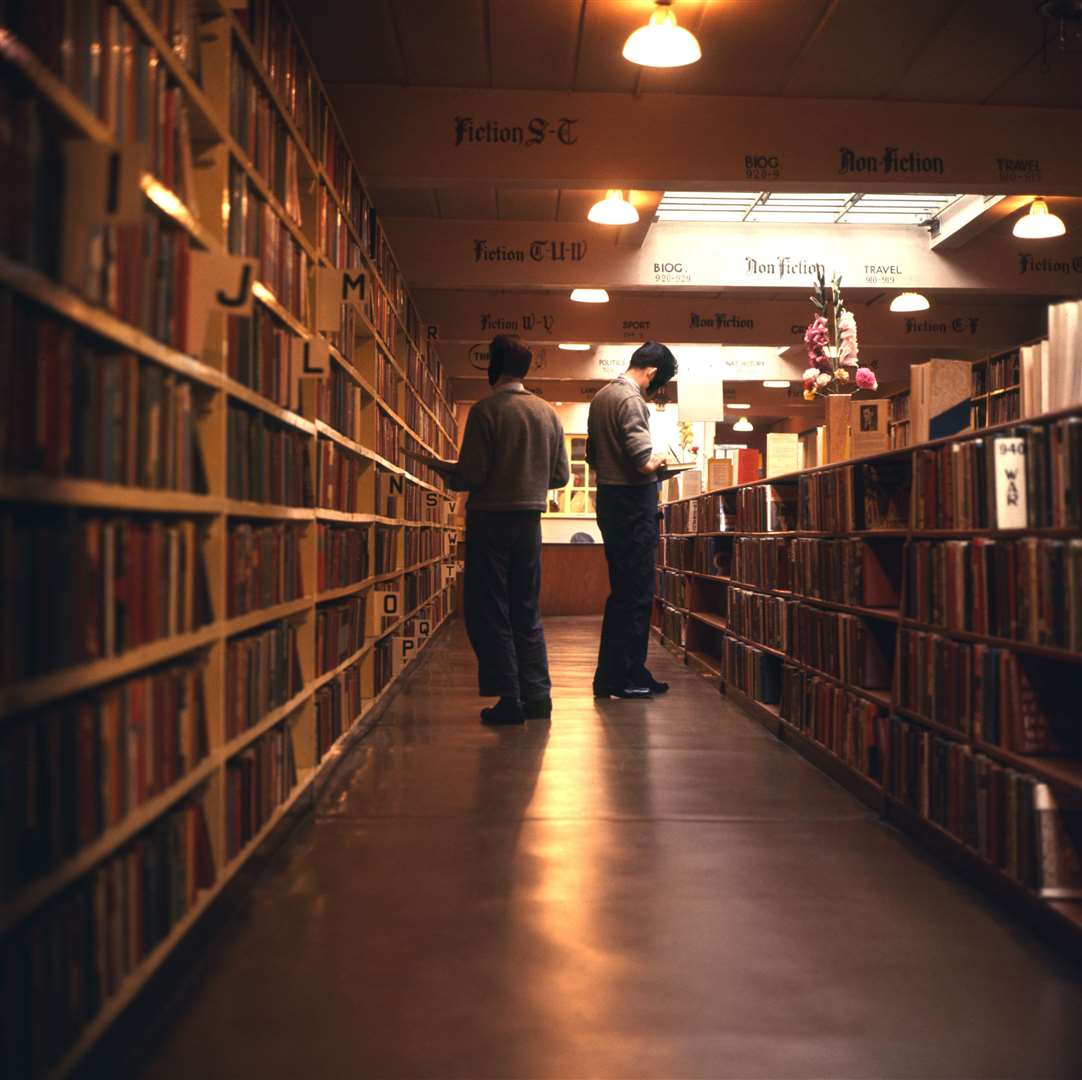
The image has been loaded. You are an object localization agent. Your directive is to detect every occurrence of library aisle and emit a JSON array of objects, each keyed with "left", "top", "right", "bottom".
[{"left": 131, "top": 618, "right": 1082, "bottom": 1080}]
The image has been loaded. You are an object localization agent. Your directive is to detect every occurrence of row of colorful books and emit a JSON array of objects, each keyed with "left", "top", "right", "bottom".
[
  {"left": 727, "top": 587, "right": 788, "bottom": 654},
  {"left": 225, "top": 618, "right": 304, "bottom": 741},
  {"left": 887, "top": 715, "right": 1080, "bottom": 897},
  {"left": 227, "top": 405, "right": 313, "bottom": 507},
  {"left": 655, "top": 569, "right": 687, "bottom": 610},
  {"left": 374, "top": 524, "right": 399, "bottom": 575},
  {"left": 657, "top": 603, "right": 686, "bottom": 649},
  {"left": 229, "top": 47, "right": 303, "bottom": 226},
  {"left": 315, "top": 656, "right": 362, "bottom": 761},
  {"left": 903, "top": 537, "right": 1082, "bottom": 651},
  {"left": 227, "top": 162, "right": 309, "bottom": 324},
  {"left": 786, "top": 601, "right": 892, "bottom": 690},
  {"left": 1, "top": 656, "right": 209, "bottom": 899},
  {"left": 779, "top": 663, "right": 888, "bottom": 783},
  {"left": 226, "top": 522, "right": 305, "bottom": 617},
  {"left": 317, "top": 180, "right": 364, "bottom": 271},
  {"left": 316, "top": 437, "right": 363, "bottom": 514},
  {"left": 1, "top": 511, "right": 213, "bottom": 684},
  {"left": 317, "top": 522, "right": 369, "bottom": 592},
  {"left": 321, "top": 358, "right": 365, "bottom": 446},
  {"left": 238, "top": 0, "right": 324, "bottom": 155},
  {"left": 720, "top": 634, "right": 781, "bottom": 704},
  {"left": 911, "top": 419, "right": 1082, "bottom": 530},
  {"left": 404, "top": 564, "right": 442, "bottom": 613},
  {"left": 658, "top": 535, "right": 730, "bottom": 577},
  {"left": 661, "top": 491, "right": 735, "bottom": 536},
  {"left": 376, "top": 347, "right": 403, "bottom": 409},
  {"left": 225, "top": 718, "right": 298, "bottom": 860},
  {"left": 403, "top": 526, "right": 449, "bottom": 567},
  {"left": 2, "top": 292, "right": 208, "bottom": 491},
  {"left": 1, "top": 795, "right": 216, "bottom": 1077},
  {"left": 896, "top": 628, "right": 1078, "bottom": 755},
  {"left": 316, "top": 593, "right": 366, "bottom": 674},
  {"left": 227, "top": 305, "right": 304, "bottom": 413}
]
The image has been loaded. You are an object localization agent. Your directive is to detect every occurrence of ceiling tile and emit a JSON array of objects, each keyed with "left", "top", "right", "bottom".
[
  {"left": 497, "top": 189, "right": 561, "bottom": 221},
  {"left": 291, "top": 0, "right": 405, "bottom": 84},
  {"left": 491, "top": 0, "right": 582, "bottom": 89},
  {"left": 887, "top": 0, "right": 1043, "bottom": 102},
  {"left": 368, "top": 186, "right": 441, "bottom": 217},
  {"left": 985, "top": 43, "right": 1082, "bottom": 108},
  {"left": 435, "top": 186, "right": 499, "bottom": 219},
  {"left": 573, "top": 0, "right": 646, "bottom": 92},
  {"left": 394, "top": 0, "right": 489, "bottom": 86},
  {"left": 783, "top": 0, "right": 959, "bottom": 99},
  {"left": 556, "top": 188, "right": 606, "bottom": 222}
]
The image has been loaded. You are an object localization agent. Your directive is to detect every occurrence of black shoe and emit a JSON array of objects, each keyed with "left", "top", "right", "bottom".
[
  {"left": 646, "top": 679, "right": 669, "bottom": 694},
  {"left": 481, "top": 697, "right": 525, "bottom": 725},
  {"left": 523, "top": 695, "right": 552, "bottom": 719},
  {"left": 595, "top": 685, "right": 653, "bottom": 700}
]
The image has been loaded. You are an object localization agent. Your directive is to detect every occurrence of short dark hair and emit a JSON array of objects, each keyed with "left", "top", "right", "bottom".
[
  {"left": 489, "top": 334, "right": 532, "bottom": 379},
  {"left": 628, "top": 341, "right": 677, "bottom": 388}
]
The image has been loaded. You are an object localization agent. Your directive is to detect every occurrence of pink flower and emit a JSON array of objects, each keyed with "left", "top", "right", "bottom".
[
  {"left": 804, "top": 316, "right": 829, "bottom": 350},
  {"left": 815, "top": 354, "right": 834, "bottom": 374},
  {"left": 855, "top": 367, "right": 878, "bottom": 391}
]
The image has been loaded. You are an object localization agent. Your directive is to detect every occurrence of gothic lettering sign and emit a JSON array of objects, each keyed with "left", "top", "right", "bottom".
[{"left": 335, "top": 87, "right": 1082, "bottom": 195}]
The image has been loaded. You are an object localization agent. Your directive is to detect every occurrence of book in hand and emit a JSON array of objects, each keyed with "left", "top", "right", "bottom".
[
  {"left": 655, "top": 462, "right": 696, "bottom": 482},
  {"left": 400, "top": 446, "right": 456, "bottom": 476}
]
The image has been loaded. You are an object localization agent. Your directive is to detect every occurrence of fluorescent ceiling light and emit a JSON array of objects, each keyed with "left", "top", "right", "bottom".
[
  {"left": 588, "top": 190, "right": 638, "bottom": 225},
  {"left": 889, "top": 291, "right": 930, "bottom": 312},
  {"left": 623, "top": 1, "right": 701, "bottom": 68},
  {"left": 1013, "top": 197, "right": 1066, "bottom": 239},
  {"left": 656, "top": 191, "right": 964, "bottom": 225},
  {"left": 732, "top": 417, "right": 754, "bottom": 432},
  {"left": 728, "top": 403, "right": 751, "bottom": 409},
  {"left": 558, "top": 343, "right": 592, "bottom": 351},
  {"left": 762, "top": 380, "right": 791, "bottom": 388},
  {"left": 570, "top": 288, "right": 609, "bottom": 303}
]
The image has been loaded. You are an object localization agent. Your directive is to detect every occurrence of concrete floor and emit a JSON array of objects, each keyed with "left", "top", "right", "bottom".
[{"left": 133, "top": 617, "right": 1082, "bottom": 1079}]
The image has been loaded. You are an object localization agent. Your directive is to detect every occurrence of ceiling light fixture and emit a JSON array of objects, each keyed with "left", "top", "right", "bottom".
[
  {"left": 558, "top": 343, "right": 592, "bottom": 351},
  {"left": 728, "top": 403, "right": 751, "bottom": 409},
  {"left": 1012, "top": 197, "right": 1066, "bottom": 239},
  {"left": 623, "top": 0, "right": 702, "bottom": 68},
  {"left": 569, "top": 288, "right": 609, "bottom": 303},
  {"left": 732, "top": 417, "right": 754, "bottom": 432},
  {"left": 762, "top": 380, "right": 791, "bottom": 388},
  {"left": 889, "top": 291, "right": 930, "bottom": 313},
  {"left": 588, "top": 189, "right": 639, "bottom": 225}
]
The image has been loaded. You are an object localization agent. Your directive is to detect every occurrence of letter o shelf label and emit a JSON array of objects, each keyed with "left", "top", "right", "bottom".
[{"left": 380, "top": 593, "right": 400, "bottom": 616}]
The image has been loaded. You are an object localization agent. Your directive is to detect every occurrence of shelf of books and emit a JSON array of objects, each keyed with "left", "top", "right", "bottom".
[
  {"left": 653, "top": 406, "right": 1082, "bottom": 957},
  {"left": 0, "top": 2, "right": 463, "bottom": 1074}
]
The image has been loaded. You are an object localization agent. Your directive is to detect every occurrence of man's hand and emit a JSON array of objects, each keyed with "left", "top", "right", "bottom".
[{"left": 638, "top": 455, "right": 669, "bottom": 476}]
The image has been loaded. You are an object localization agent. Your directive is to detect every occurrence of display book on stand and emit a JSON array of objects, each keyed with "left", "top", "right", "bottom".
[
  {"left": 652, "top": 403, "right": 1082, "bottom": 955},
  {"left": 0, "top": 2, "right": 463, "bottom": 1075}
]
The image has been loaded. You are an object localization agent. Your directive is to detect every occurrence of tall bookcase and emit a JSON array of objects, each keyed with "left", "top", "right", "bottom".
[
  {"left": 653, "top": 406, "right": 1082, "bottom": 956},
  {"left": 0, "top": 3, "right": 462, "bottom": 1074}
]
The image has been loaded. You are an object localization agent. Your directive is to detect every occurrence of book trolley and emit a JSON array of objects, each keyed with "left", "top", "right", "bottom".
[
  {"left": 0, "top": 2, "right": 462, "bottom": 1073},
  {"left": 654, "top": 407, "right": 1082, "bottom": 957}
]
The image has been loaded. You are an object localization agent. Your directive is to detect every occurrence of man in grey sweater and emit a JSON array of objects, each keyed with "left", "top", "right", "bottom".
[
  {"left": 441, "top": 335, "right": 570, "bottom": 725},
  {"left": 587, "top": 342, "right": 677, "bottom": 699}
]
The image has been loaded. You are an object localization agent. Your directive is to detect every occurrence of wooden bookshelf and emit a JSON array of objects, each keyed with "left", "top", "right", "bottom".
[
  {"left": 0, "top": 2, "right": 464, "bottom": 1073},
  {"left": 655, "top": 404, "right": 1082, "bottom": 952}
]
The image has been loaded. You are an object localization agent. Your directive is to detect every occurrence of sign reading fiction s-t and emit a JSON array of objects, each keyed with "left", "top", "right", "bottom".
[{"left": 454, "top": 117, "right": 578, "bottom": 147}]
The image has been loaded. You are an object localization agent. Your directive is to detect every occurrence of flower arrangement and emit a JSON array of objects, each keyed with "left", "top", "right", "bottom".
[{"left": 801, "top": 269, "right": 878, "bottom": 400}]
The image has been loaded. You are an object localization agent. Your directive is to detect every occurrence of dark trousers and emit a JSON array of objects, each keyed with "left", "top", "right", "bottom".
[
  {"left": 594, "top": 482, "right": 659, "bottom": 691},
  {"left": 464, "top": 509, "right": 551, "bottom": 700}
]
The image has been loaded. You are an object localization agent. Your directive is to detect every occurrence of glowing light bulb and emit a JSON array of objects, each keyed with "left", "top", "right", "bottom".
[
  {"left": 1012, "top": 197, "right": 1066, "bottom": 239},
  {"left": 623, "top": 1, "right": 702, "bottom": 68}
]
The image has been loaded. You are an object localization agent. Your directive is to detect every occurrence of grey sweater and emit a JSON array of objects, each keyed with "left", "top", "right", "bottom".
[
  {"left": 586, "top": 375, "right": 655, "bottom": 485},
  {"left": 447, "top": 383, "right": 570, "bottom": 511}
]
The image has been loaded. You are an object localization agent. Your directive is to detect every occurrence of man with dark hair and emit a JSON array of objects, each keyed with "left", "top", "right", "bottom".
[
  {"left": 413, "top": 335, "right": 569, "bottom": 724},
  {"left": 587, "top": 341, "right": 678, "bottom": 699}
]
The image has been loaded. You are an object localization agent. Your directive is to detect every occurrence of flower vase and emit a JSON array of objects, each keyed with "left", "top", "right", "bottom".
[{"left": 824, "top": 393, "right": 851, "bottom": 464}]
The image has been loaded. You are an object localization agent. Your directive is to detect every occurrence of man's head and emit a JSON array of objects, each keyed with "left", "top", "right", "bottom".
[
  {"left": 488, "top": 334, "right": 532, "bottom": 386},
  {"left": 627, "top": 341, "right": 678, "bottom": 397}
]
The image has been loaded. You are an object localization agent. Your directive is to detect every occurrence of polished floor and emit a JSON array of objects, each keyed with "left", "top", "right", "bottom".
[{"left": 134, "top": 617, "right": 1082, "bottom": 1079}]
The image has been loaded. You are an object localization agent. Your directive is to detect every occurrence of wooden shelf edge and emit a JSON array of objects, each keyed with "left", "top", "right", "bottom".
[
  {"left": 0, "top": 623, "right": 220, "bottom": 720},
  {"left": 220, "top": 685, "right": 315, "bottom": 762},
  {"left": 222, "top": 596, "right": 312, "bottom": 637},
  {"left": 0, "top": 476, "right": 224, "bottom": 514}
]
